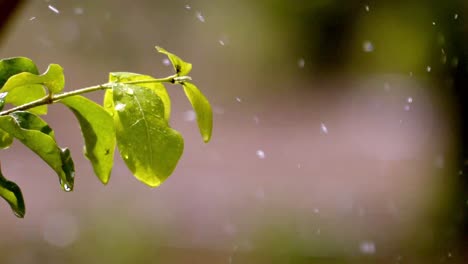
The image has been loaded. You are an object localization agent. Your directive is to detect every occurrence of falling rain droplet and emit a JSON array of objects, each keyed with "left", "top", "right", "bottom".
[
  {"left": 297, "top": 58, "right": 305, "bottom": 68},
  {"left": 426, "top": 66, "right": 432, "bottom": 72},
  {"left": 196, "top": 11, "right": 205, "bottom": 22},
  {"left": 162, "top": 58, "right": 171, "bottom": 66},
  {"left": 48, "top": 5, "right": 60, "bottom": 14},
  {"left": 74, "top": 7, "right": 84, "bottom": 15},
  {"left": 454, "top": 13, "right": 459, "bottom": 20},
  {"left": 256, "top": 150, "right": 265, "bottom": 159},
  {"left": 360, "top": 241, "right": 376, "bottom": 255},
  {"left": 320, "top": 123, "right": 328, "bottom": 134},
  {"left": 29, "top": 17, "right": 36, "bottom": 21},
  {"left": 362, "top": 40, "right": 374, "bottom": 52},
  {"left": 183, "top": 110, "right": 196, "bottom": 122},
  {"left": 407, "top": 97, "right": 413, "bottom": 103},
  {"left": 185, "top": 4, "right": 191, "bottom": 10},
  {"left": 432, "top": 21, "right": 436, "bottom": 26},
  {"left": 236, "top": 97, "right": 242, "bottom": 103},
  {"left": 364, "top": 5, "right": 370, "bottom": 12}
]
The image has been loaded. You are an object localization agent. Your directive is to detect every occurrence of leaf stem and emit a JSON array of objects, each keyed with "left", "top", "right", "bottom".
[{"left": 0, "top": 75, "right": 180, "bottom": 116}]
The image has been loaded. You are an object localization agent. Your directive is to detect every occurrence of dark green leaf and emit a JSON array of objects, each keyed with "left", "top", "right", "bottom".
[
  {"left": 0, "top": 112, "right": 74, "bottom": 191},
  {"left": 0, "top": 164, "right": 25, "bottom": 218},
  {"left": 112, "top": 83, "right": 184, "bottom": 187},
  {"left": 0, "top": 92, "right": 7, "bottom": 111},
  {"left": 155, "top": 46, "right": 192, "bottom": 76},
  {"left": 0, "top": 57, "right": 39, "bottom": 87},
  {"left": 60, "top": 95, "right": 116, "bottom": 184},
  {"left": 182, "top": 82, "right": 213, "bottom": 142},
  {"left": 110, "top": 72, "right": 171, "bottom": 121}
]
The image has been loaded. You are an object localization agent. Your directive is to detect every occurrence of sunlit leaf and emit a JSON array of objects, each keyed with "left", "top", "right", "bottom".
[
  {"left": 0, "top": 57, "right": 46, "bottom": 114},
  {"left": 60, "top": 95, "right": 116, "bottom": 184},
  {"left": 0, "top": 57, "right": 38, "bottom": 87},
  {"left": 0, "top": 112, "right": 74, "bottom": 191},
  {"left": 0, "top": 129, "right": 13, "bottom": 149},
  {"left": 112, "top": 83, "right": 184, "bottom": 187},
  {"left": 0, "top": 164, "right": 25, "bottom": 218},
  {"left": 181, "top": 82, "right": 213, "bottom": 142},
  {"left": 155, "top": 46, "right": 192, "bottom": 76},
  {"left": 0, "top": 63, "right": 65, "bottom": 93},
  {"left": 110, "top": 72, "right": 171, "bottom": 121}
]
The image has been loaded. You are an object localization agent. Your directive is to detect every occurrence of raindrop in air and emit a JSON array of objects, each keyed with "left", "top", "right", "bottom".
[
  {"left": 364, "top": 5, "right": 370, "bottom": 12},
  {"left": 320, "top": 122, "right": 328, "bottom": 134},
  {"left": 256, "top": 150, "right": 265, "bottom": 159},
  {"left": 196, "top": 11, "right": 205, "bottom": 22},
  {"left": 219, "top": 40, "right": 225, "bottom": 46},
  {"left": 74, "top": 7, "right": 84, "bottom": 15},
  {"left": 454, "top": 13, "right": 459, "bottom": 20},
  {"left": 362, "top": 40, "right": 374, "bottom": 52},
  {"left": 313, "top": 208, "right": 320, "bottom": 214},
  {"left": 162, "top": 58, "right": 171, "bottom": 66},
  {"left": 29, "top": 17, "right": 36, "bottom": 21},
  {"left": 407, "top": 97, "right": 413, "bottom": 103},
  {"left": 360, "top": 241, "right": 376, "bottom": 254},
  {"left": 183, "top": 110, "right": 196, "bottom": 122},
  {"left": 426, "top": 65, "right": 432, "bottom": 72},
  {"left": 236, "top": 97, "right": 242, "bottom": 103},
  {"left": 297, "top": 58, "right": 305, "bottom": 68},
  {"left": 185, "top": 4, "right": 191, "bottom": 10},
  {"left": 48, "top": 5, "right": 60, "bottom": 14},
  {"left": 432, "top": 21, "right": 436, "bottom": 26}
]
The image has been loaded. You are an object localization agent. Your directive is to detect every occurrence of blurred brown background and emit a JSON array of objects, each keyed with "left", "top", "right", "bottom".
[{"left": 0, "top": 0, "right": 467, "bottom": 263}]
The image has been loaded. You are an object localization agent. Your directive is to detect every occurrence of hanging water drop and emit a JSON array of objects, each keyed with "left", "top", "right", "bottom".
[{"left": 63, "top": 183, "right": 71, "bottom": 192}]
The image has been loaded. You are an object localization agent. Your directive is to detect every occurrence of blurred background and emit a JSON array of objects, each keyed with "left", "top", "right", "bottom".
[{"left": 1, "top": 0, "right": 468, "bottom": 263}]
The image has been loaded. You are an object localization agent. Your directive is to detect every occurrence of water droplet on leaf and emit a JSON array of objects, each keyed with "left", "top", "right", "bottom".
[
  {"left": 115, "top": 103, "right": 126, "bottom": 111},
  {"left": 63, "top": 183, "right": 71, "bottom": 192}
]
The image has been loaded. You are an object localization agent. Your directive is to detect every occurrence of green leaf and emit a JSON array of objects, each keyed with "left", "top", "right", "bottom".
[
  {"left": 109, "top": 72, "right": 171, "bottom": 121},
  {"left": 0, "top": 164, "right": 25, "bottom": 218},
  {"left": 0, "top": 112, "right": 74, "bottom": 191},
  {"left": 0, "top": 57, "right": 39, "bottom": 87},
  {"left": 0, "top": 57, "right": 46, "bottom": 115},
  {"left": 0, "top": 129, "right": 13, "bottom": 149},
  {"left": 111, "top": 83, "right": 184, "bottom": 187},
  {"left": 155, "top": 46, "right": 192, "bottom": 76},
  {"left": 60, "top": 95, "right": 116, "bottom": 184},
  {"left": 0, "top": 63, "right": 65, "bottom": 94},
  {"left": 181, "top": 82, "right": 213, "bottom": 142}
]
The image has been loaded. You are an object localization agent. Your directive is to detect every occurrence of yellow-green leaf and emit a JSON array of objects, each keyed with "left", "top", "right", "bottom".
[
  {"left": 60, "top": 95, "right": 116, "bottom": 184},
  {"left": 155, "top": 46, "right": 192, "bottom": 76},
  {"left": 0, "top": 57, "right": 39, "bottom": 87},
  {"left": 182, "top": 82, "right": 213, "bottom": 142},
  {"left": 109, "top": 72, "right": 171, "bottom": 121},
  {"left": 111, "top": 83, "right": 184, "bottom": 187},
  {"left": 0, "top": 112, "right": 74, "bottom": 191}
]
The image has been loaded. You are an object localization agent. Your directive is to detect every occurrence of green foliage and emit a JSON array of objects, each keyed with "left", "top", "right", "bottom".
[{"left": 0, "top": 46, "right": 213, "bottom": 218}]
